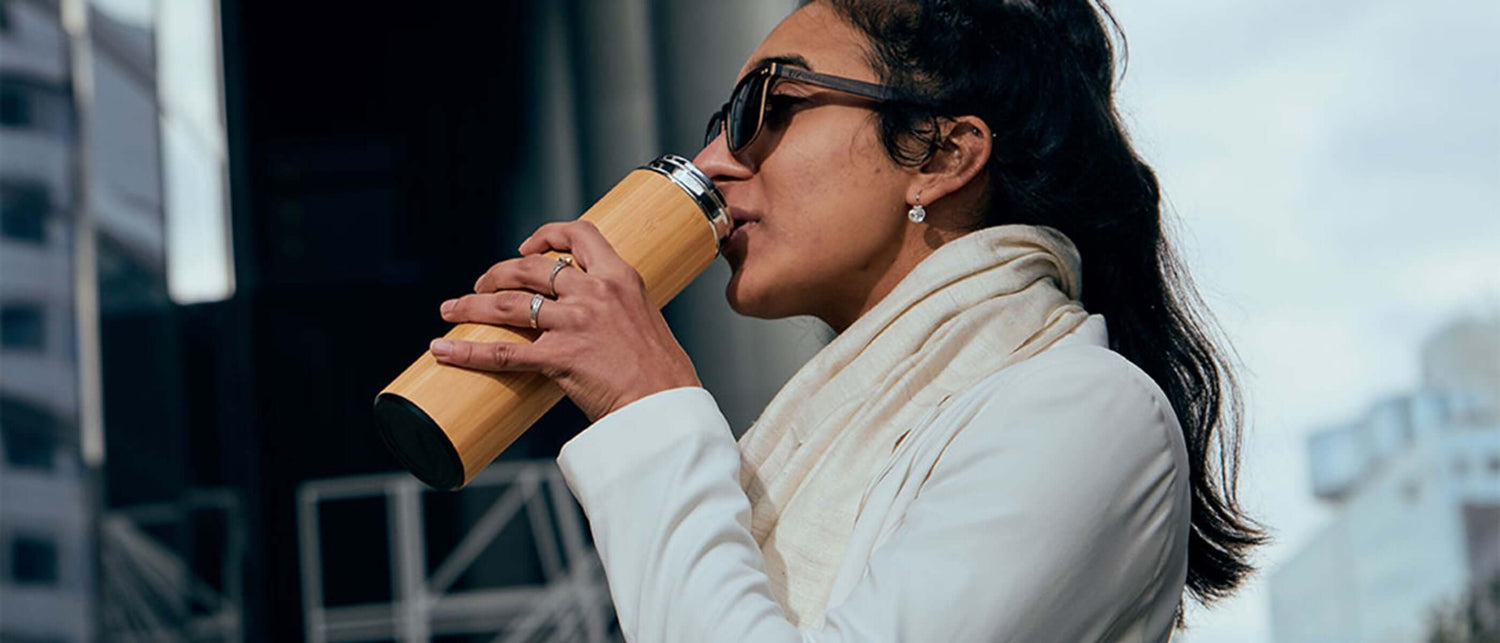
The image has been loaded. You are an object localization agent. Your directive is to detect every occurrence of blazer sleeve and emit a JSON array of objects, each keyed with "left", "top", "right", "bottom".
[{"left": 555, "top": 350, "right": 1189, "bottom": 643}]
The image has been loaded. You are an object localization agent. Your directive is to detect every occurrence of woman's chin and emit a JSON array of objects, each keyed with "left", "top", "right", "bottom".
[
  {"left": 726, "top": 271, "right": 803, "bottom": 320},
  {"left": 724, "top": 270, "right": 773, "bottom": 319},
  {"left": 724, "top": 271, "right": 754, "bottom": 315}
]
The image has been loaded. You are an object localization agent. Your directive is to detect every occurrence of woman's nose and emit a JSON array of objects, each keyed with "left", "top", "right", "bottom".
[{"left": 692, "top": 132, "right": 752, "bottom": 184}]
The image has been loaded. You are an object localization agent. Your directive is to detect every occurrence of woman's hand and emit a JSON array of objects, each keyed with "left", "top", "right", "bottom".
[{"left": 428, "top": 220, "right": 702, "bottom": 423}]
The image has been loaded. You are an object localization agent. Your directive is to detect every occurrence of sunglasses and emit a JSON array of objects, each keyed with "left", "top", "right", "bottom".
[{"left": 704, "top": 62, "right": 901, "bottom": 154}]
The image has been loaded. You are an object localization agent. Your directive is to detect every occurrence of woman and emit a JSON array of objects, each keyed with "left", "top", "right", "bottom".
[{"left": 427, "top": 0, "right": 1264, "bottom": 640}]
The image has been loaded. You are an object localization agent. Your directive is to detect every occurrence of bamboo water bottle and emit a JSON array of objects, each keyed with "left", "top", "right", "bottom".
[{"left": 374, "top": 155, "right": 731, "bottom": 490}]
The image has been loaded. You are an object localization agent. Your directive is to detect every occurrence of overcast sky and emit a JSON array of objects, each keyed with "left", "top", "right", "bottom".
[{"left": 1109, "top": 0, "right": 1499, "bottom": 640}]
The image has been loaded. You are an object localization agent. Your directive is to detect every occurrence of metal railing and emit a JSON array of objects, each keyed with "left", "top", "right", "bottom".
[
  {"left": 297, "top": 461, "right": 615, "bottom": 643},
  {"left": 100, "top": 488, "right": 244, "bottom": 643}
]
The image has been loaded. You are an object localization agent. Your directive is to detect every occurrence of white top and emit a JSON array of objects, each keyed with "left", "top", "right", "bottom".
[{"left": 556, "top": 317, "right": 1191, "bottom": 642}]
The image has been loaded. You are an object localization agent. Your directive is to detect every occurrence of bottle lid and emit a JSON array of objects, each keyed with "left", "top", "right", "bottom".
[{"left": 643, "top": 155, "right": 731, "bottom": 248}]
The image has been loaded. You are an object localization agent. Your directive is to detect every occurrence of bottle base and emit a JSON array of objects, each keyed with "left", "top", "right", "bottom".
[{"left": 373, "top": 393, "right": 466, "bottom": 491}]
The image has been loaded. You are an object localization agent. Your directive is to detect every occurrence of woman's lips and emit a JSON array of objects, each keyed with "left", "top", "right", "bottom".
[
  {"left": 722, "top": 221, "right": 758, "bottom": 252},
  {"left": 735, "top": 221, "right": 762, "bottom": 239}
]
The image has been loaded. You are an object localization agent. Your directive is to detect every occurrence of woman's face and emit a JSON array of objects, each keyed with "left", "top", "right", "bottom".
[{"left": 692, "top": 2, "right": 913, "bottom": 330}]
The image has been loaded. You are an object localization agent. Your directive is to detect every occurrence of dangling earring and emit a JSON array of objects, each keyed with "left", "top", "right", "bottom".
[{"left": 907, "top": 193, "right": 926, "bottom": 223}]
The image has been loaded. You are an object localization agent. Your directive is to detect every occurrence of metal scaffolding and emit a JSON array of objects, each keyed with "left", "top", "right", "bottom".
[
  {"left": 99, "top": 488, "right": 245, "bottom": 642},
  {"left": 297, "top": 461, "right": 614, "bottom": 643}
]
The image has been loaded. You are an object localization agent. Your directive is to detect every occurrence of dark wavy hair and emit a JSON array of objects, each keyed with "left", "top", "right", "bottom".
[{"left": 807, "top": 0, "right": 1267, "bottom": 619}]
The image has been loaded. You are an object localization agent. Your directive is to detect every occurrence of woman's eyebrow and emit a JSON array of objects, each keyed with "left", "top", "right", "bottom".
[{"left": 747, "top": 53, "right": 813, "bottom": 71}]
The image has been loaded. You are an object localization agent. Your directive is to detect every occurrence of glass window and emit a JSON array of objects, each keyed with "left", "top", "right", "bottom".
[
  {"left": 0, "top": 181, "right": 49, "bottom": 243},
  {"left": 0, "top": 304, "right": 44, "bottom": 349},
  {"left": 0, "top": 83, "right": 31, "bottom": 128},
  {"left": 8, "top": 534, "right": 59, "bottom": 585},
  {"left": 0, "top": 77, "right": 70, "bottom": 137},
  {"left": 159, "top": 0, "right": 235, "bottom": 304},
  {"left": 0, "top": 396, "right": 57, "bottom": 470}
]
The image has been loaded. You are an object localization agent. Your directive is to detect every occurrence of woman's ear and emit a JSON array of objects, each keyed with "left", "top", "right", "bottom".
[{"left": 906, "top": 115, "right": 992, "bottom": 209}]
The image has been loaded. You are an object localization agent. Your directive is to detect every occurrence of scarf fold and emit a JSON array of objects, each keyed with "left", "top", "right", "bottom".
[{"left": 737, "top": 224, "right": 1091, "bottom": 627}]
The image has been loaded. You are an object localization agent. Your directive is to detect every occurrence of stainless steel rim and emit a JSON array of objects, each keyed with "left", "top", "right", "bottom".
[{"left": 642, "top": 154, "right": 732, "bottom": 250}]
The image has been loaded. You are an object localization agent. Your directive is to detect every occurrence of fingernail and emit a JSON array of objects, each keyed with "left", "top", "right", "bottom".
[
  {"left": 441, "top": 299, "right": 456, "bottom": 315},
  {"left": 430, "top": 339, "right": 453, "bottom": 357}
]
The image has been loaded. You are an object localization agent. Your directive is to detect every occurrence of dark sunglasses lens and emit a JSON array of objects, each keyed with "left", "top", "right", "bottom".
[
  {"left": 727, "top": 74, "right": 766, "bottom": 151},
  {"left": 704, "top": 112, "right": 723, "bottom": 149}
]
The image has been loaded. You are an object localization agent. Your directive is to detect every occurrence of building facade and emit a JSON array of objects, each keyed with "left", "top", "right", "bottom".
[
  {"left": 0, "top": 0, "right": 94, "bottom": 640},
  {"left": 1271, "top": 317, "right": 1500, "bottom": 643},
  {"left": 3, "top": 0, "right": 236, "bottom": 639}
]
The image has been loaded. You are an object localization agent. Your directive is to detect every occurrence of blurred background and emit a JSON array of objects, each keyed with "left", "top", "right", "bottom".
[{"left": 0, "top": 0, "right": 1494, "bottom": 642}]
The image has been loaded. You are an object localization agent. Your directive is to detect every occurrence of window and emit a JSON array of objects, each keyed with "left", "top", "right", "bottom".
[
  {"left": 0, "top": 83, "right": 30, "bottom": 128},
  {"left": 8, "top": 534, "right": 59, "bottom": 586},
  {"left": 0, "top": 181, "right": 49, "bottom": 243},
  {"left": 0, "top": 396, "right": 57, "bottom": 470},
  {"left": 0, "top": 304, "right": 43, "bottom": 350},
  {"left": 0, "top": 77, "right": 70, "bottom": 137}
]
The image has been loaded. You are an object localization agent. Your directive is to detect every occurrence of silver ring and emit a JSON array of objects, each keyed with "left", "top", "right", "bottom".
[
  {"left": 548, "top": 256, "right": 574, "bottom": 298},
  {"left": 529, "top": 293, "right": 545, "bottom": 329}
]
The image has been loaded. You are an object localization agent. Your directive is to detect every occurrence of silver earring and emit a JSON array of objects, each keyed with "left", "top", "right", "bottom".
[{"left": 907, "top": 201, "right": 926, "bottom": 223}]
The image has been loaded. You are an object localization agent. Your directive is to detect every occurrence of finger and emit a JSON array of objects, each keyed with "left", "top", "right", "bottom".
[
  {"left": 518, "top": 221, "right": 626, "bottom": 275},
  {"left": 545, "top": 257, "right": 585, "bottom": 298},
  {"left": 429, "top": 338, "right": 552, "bottom": 373},
  {"left": 474, "top": 254, "right": 558, "bottom": 295},
  {"left": 441, "top": 292, "right": 578, "bottom": 329},
  {"left": 517, "top": 222, "right": 572, "bottom": 256}
]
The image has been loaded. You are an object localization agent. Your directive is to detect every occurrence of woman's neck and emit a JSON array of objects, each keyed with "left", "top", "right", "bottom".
[{"left": 821, "top": 223, "right": 972, "bottom": 333}]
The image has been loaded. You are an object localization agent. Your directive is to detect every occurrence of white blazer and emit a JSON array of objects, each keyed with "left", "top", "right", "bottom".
[{"left": 556, "top": 316, "right": 1191, "bottom": 642}]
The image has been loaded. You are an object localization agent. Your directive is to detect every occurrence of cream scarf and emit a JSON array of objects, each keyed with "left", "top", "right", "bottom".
[{"left": 737, "top": 224, "right": 1091, "bottom": 627}]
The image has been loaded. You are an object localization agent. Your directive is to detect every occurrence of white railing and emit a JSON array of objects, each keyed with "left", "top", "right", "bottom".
[
  {"left": 100, "top": 488, "right": 244, "bottom": 643},
  {"left": 297, "top": 461, "right": 614, "bottom": 643}
]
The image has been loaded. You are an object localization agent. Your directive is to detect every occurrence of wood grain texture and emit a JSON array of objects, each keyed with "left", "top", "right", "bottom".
[{"left": 379, "top": 169, "right": 723, "bottom": 487}]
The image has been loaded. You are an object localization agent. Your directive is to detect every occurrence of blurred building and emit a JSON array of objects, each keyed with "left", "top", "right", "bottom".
[
  {"left": 2, "top": 0, "right": 239, "bottom": 640},
  {"left": 9, "top": 0, "right": 824, "bottom": 639},
  {"left": 238, "top": 2, "right": 812, "bottom": 640},
  {"left": 0, "top": 1, "right": 94, "bottom": 641},
  {"left": 1270, "top": 316, "right": 1500, "bottom": 643},
  {"left": 1422, "top": 316, "right": 1500, "bottom": 417}
]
